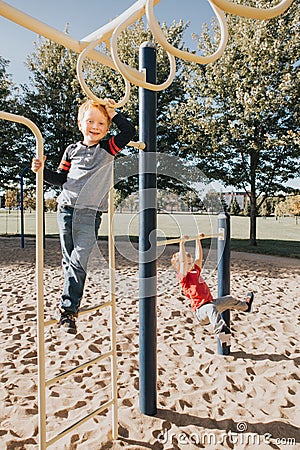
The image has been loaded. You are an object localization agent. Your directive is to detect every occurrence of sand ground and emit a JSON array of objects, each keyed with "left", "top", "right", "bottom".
[{"left": 0, "top": 237, "right": 299, "bottom": 449}]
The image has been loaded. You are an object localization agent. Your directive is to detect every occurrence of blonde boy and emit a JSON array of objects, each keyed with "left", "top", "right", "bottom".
[
  {"left": 171, "top": 235, "right": 254, "bottom": 346},
  {"left": 32, "top": 99, "right": 135, "bottom": 334}
]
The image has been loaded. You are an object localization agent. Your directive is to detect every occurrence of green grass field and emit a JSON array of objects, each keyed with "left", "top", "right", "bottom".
[{"left": 1, "top": 210, "right": 299, "bottom": 258}]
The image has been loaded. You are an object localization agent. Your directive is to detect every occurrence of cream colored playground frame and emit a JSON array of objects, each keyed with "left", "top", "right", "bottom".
[
  {"left": 0, "top": 0, "right": 294, "bottom": 448},
  {"left": 0, "top": 111, "right": 119, "bottom": 448},
  {"left": 0, "top": 0, "right": 293, "bottom": 102}
]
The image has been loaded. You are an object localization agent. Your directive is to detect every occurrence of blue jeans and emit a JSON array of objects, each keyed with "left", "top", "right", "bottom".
[{"left": 57, "top": 206, "right": 102, "bottom": 314}]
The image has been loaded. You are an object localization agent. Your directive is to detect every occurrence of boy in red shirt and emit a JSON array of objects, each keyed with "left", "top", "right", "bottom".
[{"left": 171, "top": 234, "right": 254, "bottom": 346}]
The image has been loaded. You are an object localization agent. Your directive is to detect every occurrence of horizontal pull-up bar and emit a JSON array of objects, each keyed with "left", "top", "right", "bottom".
[
  {"left": 128, "top": 140, "right": 146, "bottom": 150},
  {"left": 157, "top": 231, "right": 224, "bottom": 247}
]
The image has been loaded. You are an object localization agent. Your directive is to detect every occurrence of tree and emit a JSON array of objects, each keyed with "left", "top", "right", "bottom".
[
  {"left": 243, "top": 199, "right": 251, "bottom": 217},
  {"left": 0, "top": 56, "right": 25, "bottom": 189},
  {"left": 220, "top": 192, "right": 228, "bottom": 212},
  {"left": 230, "top": 196, "right": 241, "bottom": 216},
  {"left": 175, "top": 2, "right": 299, "bottom": 245},
  {"left": 85, "top": 19, "right": 190, "bottom": 197},
  {"left": 259, "top": 198, "right": 273, "bottom": 217},
  {"left": 182, "top": 190, "right": 203, "bottom": 212},
  {"left": 44, "top": 197, "right": 57, "bottom": 212},
  {"left": 286, "top": 194, "right": 300, "bottom": 224},
  {"left": 5, "top": 189, "right": 18, "bottom": 211},
  {"left": 24, "top": 189, "right": 36, "bottom": 211},
  {"left": 202, "top": 189, "right": 223, "bottom": 213},
  {"left": 21, "top": 32, "right": 84, "bottom": 181}
]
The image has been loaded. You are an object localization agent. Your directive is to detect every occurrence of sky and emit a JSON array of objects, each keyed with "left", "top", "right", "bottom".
[{"left": 0, "top": 0, "right": 215, "bottom": 84}]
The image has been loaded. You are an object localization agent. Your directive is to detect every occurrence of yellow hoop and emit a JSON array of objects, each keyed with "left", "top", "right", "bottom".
[
  {"left": 111, "top": 8, "right": 177, "bottom": 91},
  {"left": 76, "top": 39, "right": 131, "bottom": 108},
  {"left": 145, "top": 0, "right": 229, "bottom": 64},
  {"left": 209, "top": 0, "right": 294, "bottom": 20}
]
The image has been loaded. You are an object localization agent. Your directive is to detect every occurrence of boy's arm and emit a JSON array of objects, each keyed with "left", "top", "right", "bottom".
[
  {"left": 31, "top": 154, "right": 68, "bottom": 187},
  {"left": 44, "top": 168, "right": 67, "bottom": 186},
  {"left": 194, "top": 234, "right": 204, "bottom": 269},
  {"left": 179, "top": 238, "right": 189, "bottom": 276},
  {"left": 110, "top": 113, "right": 136, "bottom": 150},
  {"left": 103, "top": 99, "right": 135, "bottom": 154}
]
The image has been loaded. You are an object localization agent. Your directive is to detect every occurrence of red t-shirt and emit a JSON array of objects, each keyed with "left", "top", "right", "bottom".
[{"left": 178, "top": 264, "right": 213, "bottom": 311}]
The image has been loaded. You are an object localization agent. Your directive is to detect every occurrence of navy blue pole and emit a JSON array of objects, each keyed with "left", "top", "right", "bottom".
[
  {"left": 138, "top": 42, "right": 157, "bottom": 416},
  {"left": 217, "top": 212, "right": 231, "bottom": 355},
  {"left": 19, "top": 166, "right": 29, "bottom": 248}
]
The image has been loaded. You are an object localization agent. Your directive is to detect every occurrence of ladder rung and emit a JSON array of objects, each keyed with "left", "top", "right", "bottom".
[
  {"left": 46, "top": 398, "right": 115, "bottom": 447},
  {"left": 46, "top": 350, "right": 113, "bottom": 387},
  {"left": 44, "top": 301, "right": 112, "bottom": 327}
]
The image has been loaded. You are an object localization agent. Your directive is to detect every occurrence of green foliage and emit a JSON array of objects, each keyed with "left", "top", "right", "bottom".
[
  {"left": 175, "top": 2, "right": 299, "bottom": 243},
  {"left": 0, "top": 56, "right": 25, "bottom": 189},
  {"left": 259, "top": 198, "right": 273, "bottom": 217},
  {"left": 21, "top": 35, "right": 84, "bottom": 175},
  {"left": 202, "top": 189, "right": 223, "bottom": 213},
  {"left": 5, "top": 188, "right": 18, "bottom": 211},
  {"left": 85, "top": 19, "right": 191, "bottom": 197},
  {"left": 0, "top": 7, "right": 299, "bottom": 239},
  {"left": 243, "top": 199, "right": 251, "bottom": 216},
  {"left": 230, "top": 196, "right": 241, "bottom": 215},
  {"left": 44, "top": 197, "right": 57, "bottom": 212}
]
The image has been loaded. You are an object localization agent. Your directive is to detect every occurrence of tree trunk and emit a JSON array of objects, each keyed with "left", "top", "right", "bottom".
[
  {"left": 250, "top": 194, "right": 257, "bottom": 246},
  {"left": 249, "top": 150, "right": 259, "bottom": 246}
]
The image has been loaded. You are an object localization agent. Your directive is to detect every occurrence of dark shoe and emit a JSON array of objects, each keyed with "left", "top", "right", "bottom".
[
  {"left": 245, "top": 292, "right": 254, "bottom": 312},
  {"left": 59, "top": 311, "right": 77, "bottom": 334}
]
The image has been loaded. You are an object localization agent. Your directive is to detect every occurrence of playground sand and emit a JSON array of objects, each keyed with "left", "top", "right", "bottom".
[{"left": 0, "top": 237, "right": 299, "bottom": 449}]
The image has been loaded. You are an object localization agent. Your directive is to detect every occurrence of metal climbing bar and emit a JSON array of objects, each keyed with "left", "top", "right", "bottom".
[
  {"left": 0, "top": 111, "right": 119, "bottom": 449},
  {"left": 209, "top": 0, "right": 294, "bottom": 19},
  {"left": 45, "top": 399, "right": 114, "bottom": 448},
  {"left": 0, "top": 0, "right": 295, "bottom": 444},
  {"left": 157, "top": 232, "right": 224, "bottom": 247},
  {"left": 45, "top": 351, "right": 113, "bottom": 387},
  {"left": 0, "top": 110, "right": 46, "bottom": 449},
  {"left": 43, "top": 174, "right": 118, "bottom": 448},
  {"left": 108, "top": 171, "right": 119, "bottom": 440},
  {"left": 44, "top": 300, "right": 113, "bottom": 327},
  {"left": 0, "top": 0, "right": 162, "bottom": 89},
  {"left": 145, "top": 0, "right": 229, "bottom": 65}
]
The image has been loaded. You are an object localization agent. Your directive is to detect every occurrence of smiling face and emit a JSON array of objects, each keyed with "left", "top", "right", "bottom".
[{"left": 78, "top": 105, "right": 110, "bottom": 147}]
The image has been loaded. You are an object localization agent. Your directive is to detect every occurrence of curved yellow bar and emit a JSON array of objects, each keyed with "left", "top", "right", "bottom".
[
  {"left": 0, "top": 110, "right": 46, "bottom": 448},
  {"left": 111, "top": 8, "right": 177, "bottom": 91},
  {"left": 157, "top": 233, "right": 223, "bottom": 246},
  {"left": 76, "top": 39, "right": 131, "bottom": 108},
  {"left": 0, "top": 0, "right": 146, "bottom": 86},
  {"left": 209, "top": 0, "right": 294, "bottom": 20},
  {"left": 145, "top": 0, "right": 229, "bottom": 64}
]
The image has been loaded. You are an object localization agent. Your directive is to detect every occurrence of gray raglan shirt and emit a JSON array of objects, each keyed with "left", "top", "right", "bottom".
[{"left": 44, "top": 113, "right": 135, "bottom": 211}]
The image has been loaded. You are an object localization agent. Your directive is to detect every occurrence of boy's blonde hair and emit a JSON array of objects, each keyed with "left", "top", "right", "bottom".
[
  {"left": 171, "top": 251, "right": 193, "bottom": 271},
  {"left": 78, "top": 100, "right": 111, "bottom": 125}
]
